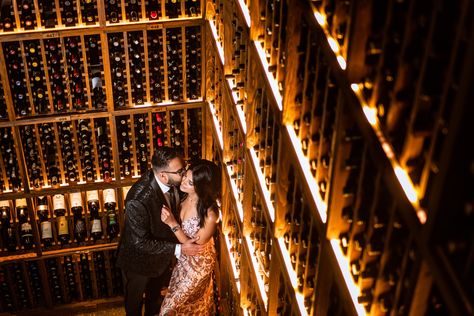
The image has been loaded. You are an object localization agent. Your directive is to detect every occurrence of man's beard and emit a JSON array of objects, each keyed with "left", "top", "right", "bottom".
[{"left": 167, "top": 178, "right": 181, "bottom": 187}]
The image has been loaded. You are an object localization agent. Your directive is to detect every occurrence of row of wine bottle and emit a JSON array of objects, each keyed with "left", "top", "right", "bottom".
[
  {"left": 0, "top": 27, "right": 201, "bottom": 117},
  {"left": 0, "top": 0, "right": 202, "bottom": 32},
  {"left": 0, "top": 190, "right": 119, "bottom": 253},
  {"left": 0, "top": 250, "right": 122, "bottom": 312}
]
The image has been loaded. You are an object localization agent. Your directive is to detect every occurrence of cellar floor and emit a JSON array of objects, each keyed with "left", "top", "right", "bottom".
[{"left": 0, "top": 297, "right": 125, "bottom": 316}]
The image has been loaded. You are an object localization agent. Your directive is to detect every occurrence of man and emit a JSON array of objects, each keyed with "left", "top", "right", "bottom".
[{"left": 117, "top": 147, "right": 204, "bottom": 316}]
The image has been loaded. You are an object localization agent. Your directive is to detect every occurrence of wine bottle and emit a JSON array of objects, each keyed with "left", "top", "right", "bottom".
[
  {"left": 87, "top": 190, "right": 102, "bottom": 242},
  {"left": 16, "top": 198, "right": 34, "bottom": 250},
  {"left": 0, "top": 200, "right": 17, "bottom": 252},
  {"left": 103, "top": 188, "right": 119, "bottom": 241},
  {"left": 37, "top": 196, "right": 53, "bottom": 247},
  {"left": 53, "top": 194, "right": 69, "bottom": 245},
  {"left": 70, "top": 192, "right": 86, "bottom": 242},
  {"left": 1, "top": 0, "right": 15, "bottom": 31}
]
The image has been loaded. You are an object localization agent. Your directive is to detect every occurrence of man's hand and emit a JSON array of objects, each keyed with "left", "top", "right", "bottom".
[
  {"left": 160, "top": 206, "right": 177, "bottom": 227},
  {"left": 181, "top": 237, "right": 205, "bottom": 256}
]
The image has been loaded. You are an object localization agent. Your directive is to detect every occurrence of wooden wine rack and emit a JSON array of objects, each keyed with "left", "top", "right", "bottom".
[
  {"left": 0, "top": 0, "right": 207, "bottom": 313},
  {"left": 206, "top": 0, "right": 473, "bottom": 315}
]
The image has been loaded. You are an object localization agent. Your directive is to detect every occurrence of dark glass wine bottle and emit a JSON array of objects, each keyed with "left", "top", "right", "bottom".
[
  {"left": 37, "top": 196, "right": 53, "bottom": 247},
  {"left": 70, "top": 192, "right": 86, "bottom": 243},
  {"left": 16, "top": 198, "right": 33, "bottom": 250},
  {"left": 104, "top": 188, "right": 119, "bottom": 241},
  {"left": 53, "top": 194, "right": 70, "bottom": 245},
  {"left": 87, "top": 190, "right": 102, "bottom": 242},
  {"left": 0, "top": 200, "right": 17, "bottom": 252}
]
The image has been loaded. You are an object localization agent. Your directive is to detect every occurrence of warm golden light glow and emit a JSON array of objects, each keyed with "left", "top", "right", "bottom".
[
  {"left": 330, "top": 239, "right": 367, "bottom": 316},
  {"left": 286, "top": 125, "right": 328, "bottom": 223},
  {"left": 254, "top": 41, "right": 283, "bottom": 110},
  {"left": 351, "top": 83, "right": 360, "bottom": 92},
  {"left": 224, "top": 234, "right": 241, "bottom": 293},
  {"left": 328, "top": 37, "right": 339, "bottom": 54},
  {"left": 226, "top": 79, "right": 247, "bottom": 133},
  {"left": 226, "top": 165, "right": 244, "bottom": 221},
  {"left": 237, "top": 0, "right": 251, "bottom": 28},
  {"left": 249, "top": 149, "right": 275, "bottom": 222},
  {"left": 208, "top": 102, "right": 224, "bottom": 150},
  {"left": 208, "top": 21, "right": 225, "bottom": 64},
  {"left": 314, "top": 12, "right": 326, "bottom": 26},
  {"left": 245, "top": 237, "right": 268, "bottom": 310},
  {"left": 362, "top": 106, "right": 377, "bottom": 126},
  {"left": 337, "top": 56, "right": 347, "bottom": 70},
  {"left": 394, "top": 166, "right": 418, "bottom": 203},
  {"left": 277, "top": 238, "right": 309, "bottom": 316}
]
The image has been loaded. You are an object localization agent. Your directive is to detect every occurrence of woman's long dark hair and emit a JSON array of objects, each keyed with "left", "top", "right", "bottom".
[{"left": 188, "top": 159, "right": 221, "bottom": 228}]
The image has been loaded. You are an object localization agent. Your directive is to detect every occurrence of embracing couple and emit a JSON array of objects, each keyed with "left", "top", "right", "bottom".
[{"left": 116, "top": 147, "right": 221, "bottom": 316}]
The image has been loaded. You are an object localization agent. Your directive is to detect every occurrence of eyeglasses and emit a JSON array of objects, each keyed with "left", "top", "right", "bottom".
[{"left": 161, "top": 168, "right": 186, "bottom": 176}]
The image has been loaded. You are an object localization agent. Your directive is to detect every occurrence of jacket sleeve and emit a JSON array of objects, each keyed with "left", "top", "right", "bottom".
[{"left": 125, "top": 199, "right": 175, "bottom": 256}]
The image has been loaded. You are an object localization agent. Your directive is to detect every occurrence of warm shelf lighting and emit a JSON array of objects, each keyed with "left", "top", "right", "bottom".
[
  {"left": 208, "top": 102, "right": 223, "bottom": 150},
  {"left": 245, "top": 236, "right": 268, "bottom": 310},
  {"left": 327, "top": 37, "right": 339, "bottom": 54},
  {"left": 249, "top": 148, "right": 275, "bottom": 222},
  {"left": 253, "top": 41, "right": 283, "bottom": 110},
  {"left": 286, "top": 125, "right": 328, "bottom": 223},
  {"left": 314, "top": 12, "right": 326, "bottom": 26},
  {"left": 277, "top": 238, "right": 309, "bottom": 316},
  {"left": 226, "top": 78, "right": 247, "bottom": 133},
  {"left": 352, "top": 85, "right": 425, "bottom": 223},
  {"left": 208, "top": 20, "right": 225, "bottom": 65},
  {"left": 224, "top": 234, "right": 241, "bottom": 293},
  {"left": 337, "top": 56, "right": 347, "bottom": 70},
  {"left": 362, "top": 106, "right": 377, "bottom": 126},
  {"left": 394, "top": 167, "right": 418, "bottom": 204},
  {"left": 226, "top": 165, "right": 244, "bottom": 221},
  {"left": 330, "top": 239, "right": 367, "bottom": 316},
  {"left": 237, "top": 0, "right": 251, "bottom": 28}
]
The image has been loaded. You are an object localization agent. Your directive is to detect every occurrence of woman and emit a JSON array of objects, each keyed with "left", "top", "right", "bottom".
[{"left": 159, "top": 159, "right": 221, "bottom": 315}]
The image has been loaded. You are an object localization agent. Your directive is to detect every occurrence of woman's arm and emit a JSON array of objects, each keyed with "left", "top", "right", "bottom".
[
  {"left": 161, "top": 207, "right": 218, "bottom": 245},
  {"left": 194, "top": 210, "right": 218, "bottom": 245}
]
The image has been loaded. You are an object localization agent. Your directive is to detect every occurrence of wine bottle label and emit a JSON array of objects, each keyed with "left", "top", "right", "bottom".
[
  {"left": 70, "top": 192, "right": 83, "bottom": 207},
  {"left": 16, "top": 198, "right": 28, "bottom": 208},
  {"left": 41, "top": 221, "right": 53, "bottom": 239},
  {"left": 0, "top": 200, "right": 10, "bottom": 207},
  {"left": 108, "top": 213, "right": 117, "bottom": 225},
  {"left": 21, "top": 222, "right": 33, "bottom": 235},
  {"left": 91, "top": 219, "right": 102, "bottom": 233},
  {"left": 53, "top": 194, "right": 66, "bottom": 210},
  {"left": 37, "top": 204, "right": 48, "bottom": 211},
  {"left": 86, "top": 190, "right": 99, "bottom": 201},
  {"left": 103, "top": 188, "right": 116, "bottom": 204},
  {"left": 75, "top": 220, "right": 85, "bottom": 233},
  {"left": 58, "top": 216, "right": 69, "bottom": 235}
]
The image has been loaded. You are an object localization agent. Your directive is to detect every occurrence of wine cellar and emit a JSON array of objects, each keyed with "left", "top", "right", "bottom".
[{"left": 0, "top": 0, "right": 472, "bottom": 315}]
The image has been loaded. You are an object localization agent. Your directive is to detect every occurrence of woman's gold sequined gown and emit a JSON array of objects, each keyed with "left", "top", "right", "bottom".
[{"left": 159, "top": 216, "right": 216, "bottom": 315}]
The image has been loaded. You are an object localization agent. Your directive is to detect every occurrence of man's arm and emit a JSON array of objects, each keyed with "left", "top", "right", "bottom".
[{"left": 125, "top": 200, "right": 175, "bottom": 255}]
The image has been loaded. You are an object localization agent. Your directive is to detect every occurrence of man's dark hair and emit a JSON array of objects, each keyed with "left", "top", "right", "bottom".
[{"left": 151, "top": 147, "right": 179, "bottom": 172}]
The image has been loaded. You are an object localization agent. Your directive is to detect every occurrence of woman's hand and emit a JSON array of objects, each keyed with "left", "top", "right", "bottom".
[{"left": 161, "top": 206, "right": 178, "bottom": 228}]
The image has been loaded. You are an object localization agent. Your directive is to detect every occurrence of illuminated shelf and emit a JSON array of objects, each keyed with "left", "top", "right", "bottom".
[
  {"left": 330, "top": 239, "right": 367, "bottom": 316},
  {"left": 312, "top": 11, "right": 347, "bottom": 70},
  {"left": 252, "top": 41, "right": 283, "bottom": 111},
  {"left": 208, "top": 102, "right": 224, "bottom": 150},
  {"left": 351, "top": 84, "right": 426, "bottom": 224},
  {"left": 285, "top": 125, "right": 327, "bottom": 224},
  {"left": 276, "top": 238, "right": 308, "bottom": 316},
  {"left": 226, "top": 78, "right": 247, "bottom": 134},
  {"left": 244, "top": 236, "right": 268, "bottom": 311},
  {"left": 225, "top": 165, "right": 244, "bottom": 222},
  {"left": 208, "top": 20, "right": 225, "bottom": 65},
  {"left": 236, "top": 0, "right": 251, "bottom": 28},
  {"left": 223, "top": 234, "right": 242, "bottom": 293},
  {"left": 248, "top": 148, "right": 275, "bottom": 222}
]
